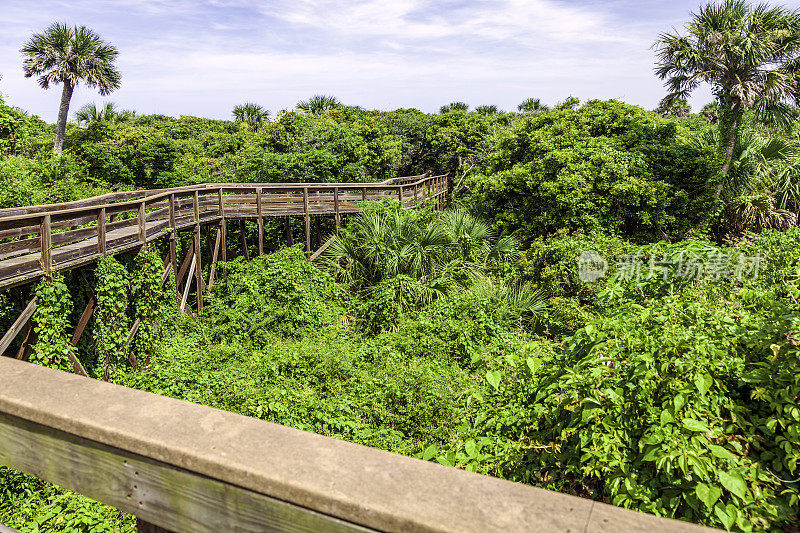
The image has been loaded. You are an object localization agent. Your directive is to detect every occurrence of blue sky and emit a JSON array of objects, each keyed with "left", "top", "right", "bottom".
[{"left": 2, "top": 0, "right": 799, "bottom": 122}]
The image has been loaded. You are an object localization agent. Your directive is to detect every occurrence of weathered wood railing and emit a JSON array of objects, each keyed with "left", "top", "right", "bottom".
[
  {"left": 0, "top": 173, "right": 448, "bottom": 290},
  {"left": 0, "top": 357, "right": 713, "bottom": 532}
]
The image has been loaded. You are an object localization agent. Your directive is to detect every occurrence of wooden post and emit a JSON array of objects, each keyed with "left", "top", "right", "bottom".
[
  {"left": 193, "top": 192, "right": 202, "bottom": 313},
  {"left": 303, "top": 187, "right": 311, "bottom": 256},
  {"left": 168, "top": 194, "right": 177, "bottom": 287},
  {"left": 40, "top": 214, "right": 51, "bottom": 274},
  {"left": 239, "top": 219, "right": 250, "bottom": 261},
  {"left": 219, "top": 188, "right": 227, "bottom": 274},
  {"left": 285, "top": 217, "right": 293, "bottom": 246},
  {"left": 334, "top": 187, "right": 340, "bottom": 235},
  {"left": 426, "top": 178, "right": 431, "bottom": 204},
  {"left": 138, "top": 201, "right": 146, "bottom": 248},
  {"left": 399, "top": 186, "right": 404, "bottom": 208},
  {"left": 97, "top": 208, "right": 106, "bottom": 256},
  {"left": 362, "top": 187, "right": 367, "bottom": 203},
  {"left": 414, "top": 183, "right": 418, "bottom": 207},
  {"left": 257, "top": 187, "right": 263, "bottom": 256}
]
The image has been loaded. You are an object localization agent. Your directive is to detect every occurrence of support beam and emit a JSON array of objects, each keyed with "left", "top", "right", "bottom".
[
  {"left": 285, "top": 217, "right": 293, "bottom": 246},
  {"left": 240, "top": 220, "right": 250, "bottom": 261},
  {"left": 176, "top": 244, "right": 194, "bottom": 294},
  {"left": 181, "top": 256, "right": 196, "bottom": 312},
  {"left": 0, "top": 297, "right": 37, "bottom": 357},
  {"left": 70, "top": 295, "right": 96, "bottom": 347},
  {"left": 207, "top": 225, "right": 222, "bottom": 290},
  {"left": 14, "top": 321, "right": 34, "bottom": 361}
]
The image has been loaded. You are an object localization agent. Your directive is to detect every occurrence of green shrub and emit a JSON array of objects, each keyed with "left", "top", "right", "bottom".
[{"left": 204, "top": 246, "right": 348, "bottom": 343}]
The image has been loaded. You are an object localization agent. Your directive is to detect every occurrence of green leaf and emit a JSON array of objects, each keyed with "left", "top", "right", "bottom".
[
  {"left": 695, "top": 482, "right": 722, "bottom": 509},
  {"left": 422, "top": 444, "right": 438, "bottom": 461},
  {"left": 464, "top": 439, "right": 477, "bottom": 458},
  {"left": 526, "top": 357, "right": 541, "bottom": 375},
  {"left": 660, "top": 409, "right": 675, "bottom": 425},
  {"left": 708, "top": 444, "right": 737, "bottom": 462},
  {"left": 714, "top": 503, "right": 736, "bottom": 531},
  {"left": 682, "top": 418, "right": 711, "bottom": 433},
  {"left": 485, "top": 370, "right": 501, "bottom": 390},
  {"left": 695, "top": 373, "right": 713, "bottom": 395},
  {"left": 718, "top": 469, "right": 748, "bottom": 500}
]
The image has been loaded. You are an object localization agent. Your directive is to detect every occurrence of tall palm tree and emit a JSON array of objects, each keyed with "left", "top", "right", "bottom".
[
  {"left": 517, "top": 98, "right": 549, "bottom": 114},
  {"left": 232, "top": 102, "right": 270, "bottom": 131},
  {"left": 21, "top": 23, "right": 120, "bottom": 153},
  {"left": 75, "top": 101, "right": 134, "bottom": 127},
  {"left": 296, "top": 95, "right": 341, "bottom": 116},
  {"left": 654, "top": 0, "right": 800, "bottom": 199}
]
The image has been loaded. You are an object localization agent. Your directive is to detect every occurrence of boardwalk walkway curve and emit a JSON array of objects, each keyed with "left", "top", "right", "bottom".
[{"left": 0, "top": 173, "right": 449, "bottom": 291}]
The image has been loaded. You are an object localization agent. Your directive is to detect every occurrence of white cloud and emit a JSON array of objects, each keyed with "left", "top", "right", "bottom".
[{"left": 0, "top": 0, "right": 727, "bottom": 121}]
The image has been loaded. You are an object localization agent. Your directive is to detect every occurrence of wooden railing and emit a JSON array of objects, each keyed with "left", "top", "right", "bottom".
[
  {"left": 0, "top": 174, "right": 448, "bottom": 290},
  {"left": 0, "top": 357, "right": 714, "bottom": 532}
]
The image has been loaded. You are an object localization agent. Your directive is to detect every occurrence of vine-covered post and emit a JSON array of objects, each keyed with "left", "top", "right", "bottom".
[
  {"left": 303, "top": 187, "right": 311, "bottom": 256},
  {"left": 40, "top": 214, "right": 51, "bottom": 274},
  {"left": 97, "top": 207, "right": 106, "bottom": 256},
  {"left": 193, "top": 191, "right": 202, "bottom": 312},
  {"left": 256, "top": 187, "right": 263, "bottom": 256}
]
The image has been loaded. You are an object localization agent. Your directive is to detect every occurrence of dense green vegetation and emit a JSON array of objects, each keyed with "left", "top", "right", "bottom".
[{"left": 3, "top": 1, "right": 800, "bottom": 530}]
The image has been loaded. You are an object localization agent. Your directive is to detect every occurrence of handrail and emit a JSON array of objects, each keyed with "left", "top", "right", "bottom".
[
  {"left": 0, "top": 357, "right": 713, "bottom": 533},
  {"left": 0, "top": 174, "right": 447, "bottom": 219},
  {"left": 0, "top": 174, "right": 449, "bottom": 290}
]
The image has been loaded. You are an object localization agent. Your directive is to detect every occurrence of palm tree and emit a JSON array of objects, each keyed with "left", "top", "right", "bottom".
[
  {"left": 693, "top": 128, "right": 800, "bottom": 231},
  {"left": 655, "top": 97, "right": 691, "bottom": 118},
  {"left": 21, "top": 23, "right": 121, "bottom": 153},
  {"left": 439, "top": 102, "right": 469, "bottom": 114},
  {"left": 75, "top": 102, "right": 134, "bottom": 127},
  {"left": 701, "top": 101, "right": 721, "bottom": 124},
  {"left": 296, "top": 95, "right": 341, "bottom": 116},
  {"left": 654, "top": 0, "right": 800, "bottom": 199},
  {"left": 475, "top": 105, "right": 500, "bottom": 116},
  {"left": 517, "top": 98, "right": 549, "bottom": 114},
  {"left": 232, "top": 102, "right": 270, "bottom": 131}
]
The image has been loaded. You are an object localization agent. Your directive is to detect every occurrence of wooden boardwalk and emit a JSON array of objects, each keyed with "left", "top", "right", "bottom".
[{"left": 0, "top": 174, "right": 448, "bottom": 290}]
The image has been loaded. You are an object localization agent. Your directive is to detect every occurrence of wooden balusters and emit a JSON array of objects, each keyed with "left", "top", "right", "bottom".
[
  {"left": 303, "top": 187, "right": 311, "bottom": 255},
  {"left": 40, "top": 214, "right": 51, "bottom": 274},
  {"left": 97, "top": 207, "right": 106, "bottom": 256},
  {"left": 334, "top": 187, "right": 340, "bottom": 235},
  {"left": 256, "top": 187, "right": 263, "bottom": 256},
  {"left": 193, "top": 191, "right": 202, "bottom": 313},
  {"left": 138, "top": 201, "right": 146, "bottom": 247},
  {"left": 168, "top": 194, "right": 177, "bottom": 287}
]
